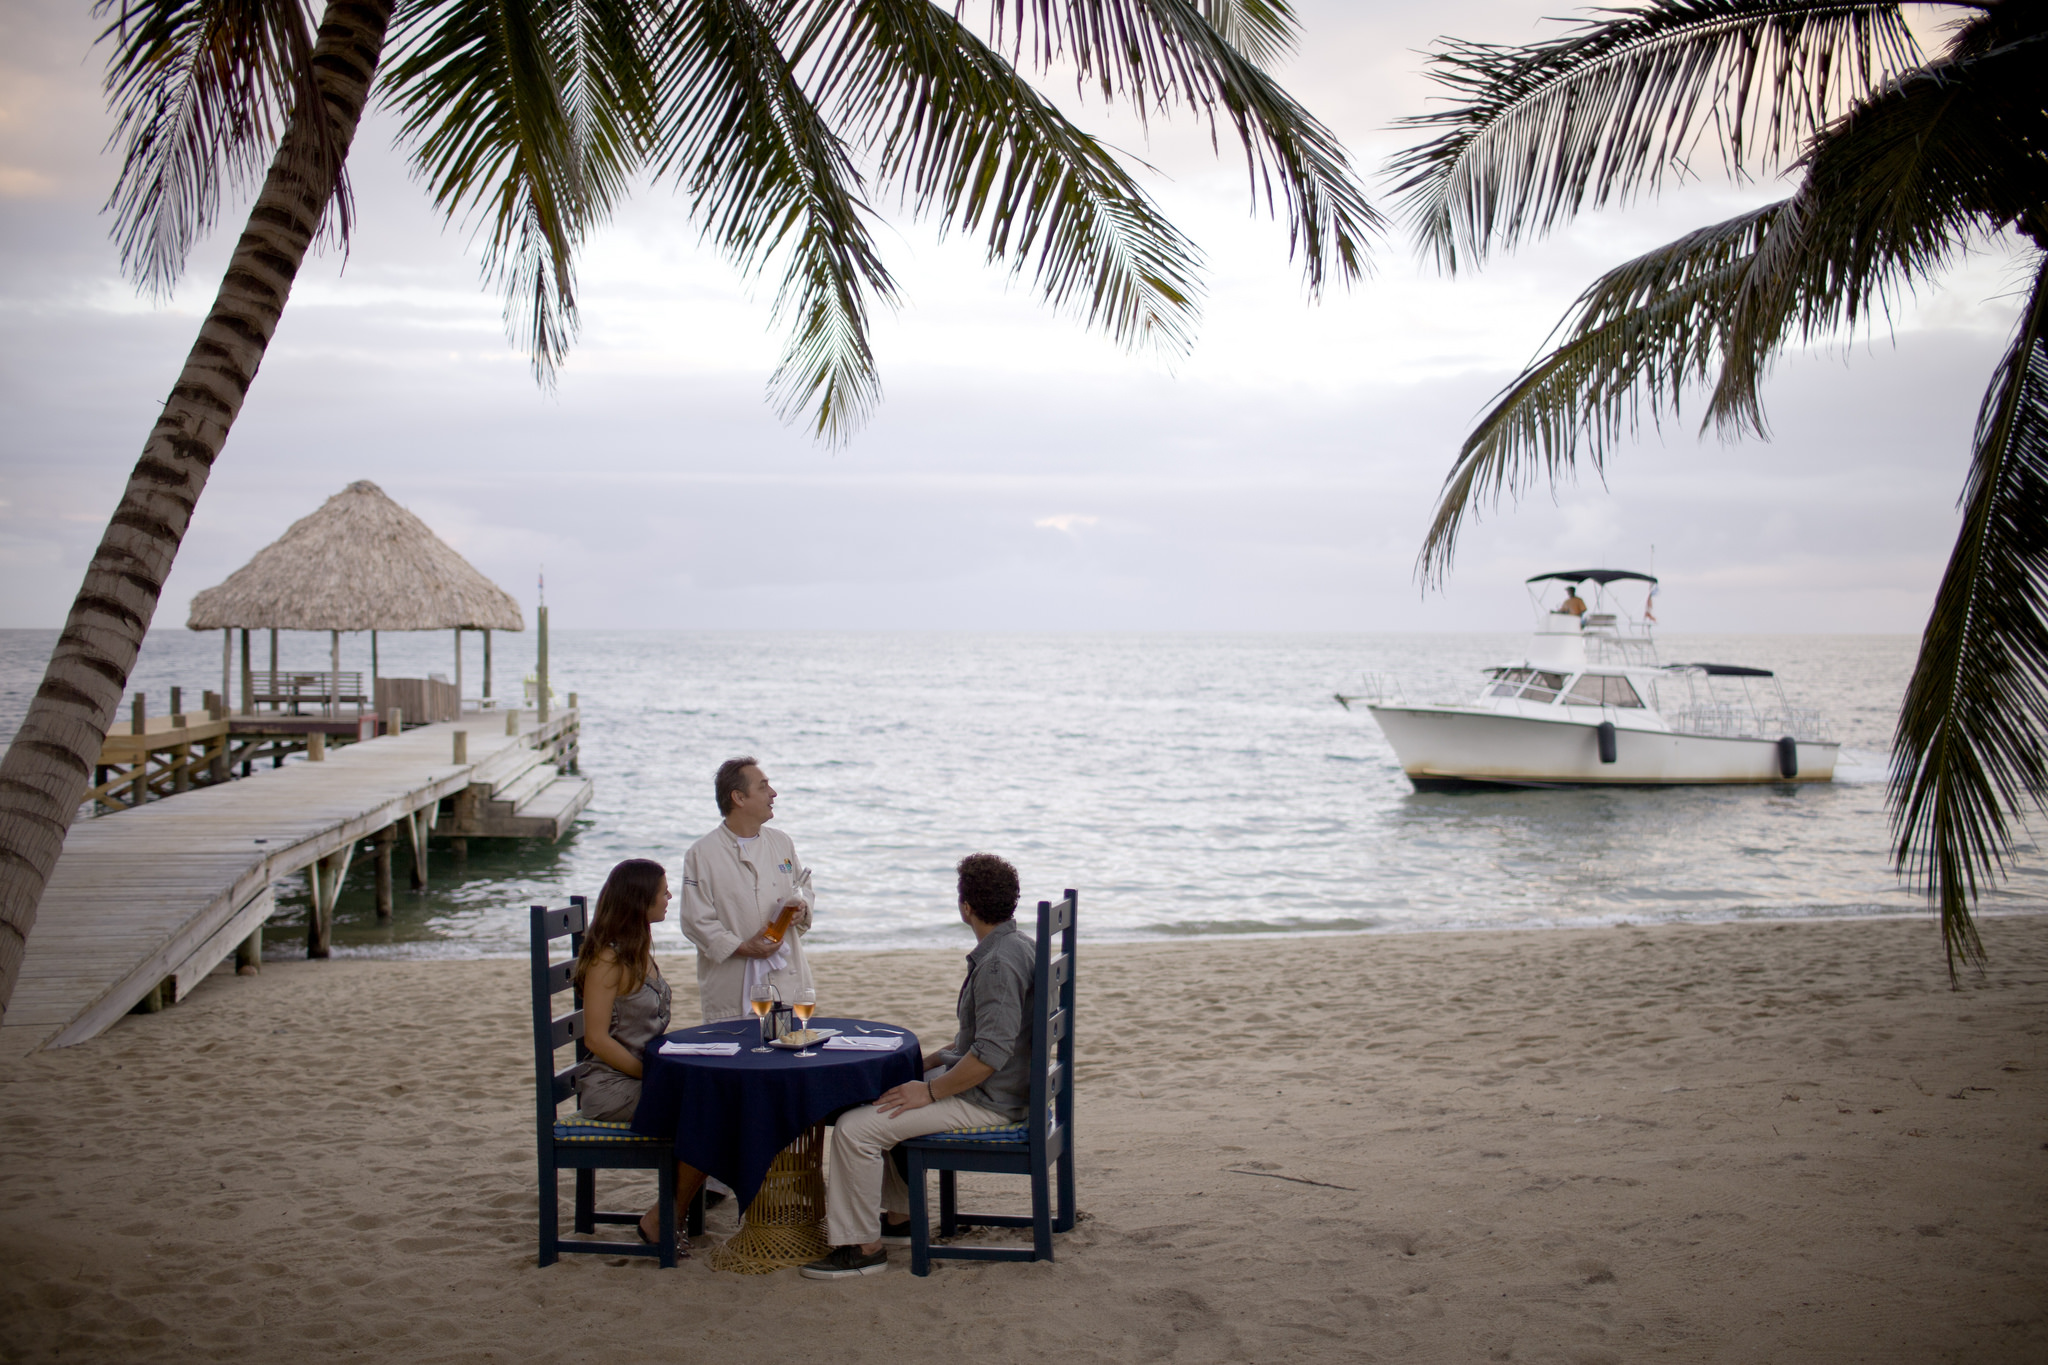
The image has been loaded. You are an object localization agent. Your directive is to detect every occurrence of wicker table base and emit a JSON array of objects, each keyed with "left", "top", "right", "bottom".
[{"left": 707, "top": 1124, "right": 832, "bottom": 1274}]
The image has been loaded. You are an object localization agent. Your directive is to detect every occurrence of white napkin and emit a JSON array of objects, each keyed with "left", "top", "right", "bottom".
[
  {"left": 741, "top": 942, "right": 789, "bottom": 1015},
  {"left": 823, "top": 1035, "right": 903, "bottom": 1051},
  {"left": 660, "top": 1041, "right": 741, "bottom": 1056}
]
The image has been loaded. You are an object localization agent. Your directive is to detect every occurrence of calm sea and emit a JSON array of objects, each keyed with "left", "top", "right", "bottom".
[{"left": 4, "top": 628, "right": 2030, "bottom": 958}]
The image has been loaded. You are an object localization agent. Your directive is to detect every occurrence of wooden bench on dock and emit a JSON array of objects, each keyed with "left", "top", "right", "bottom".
[{"left": 247, "top": 669, "right": 370, "bottom": 714}]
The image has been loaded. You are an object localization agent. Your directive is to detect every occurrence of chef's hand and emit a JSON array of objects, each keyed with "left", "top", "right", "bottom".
[
  {"left": 873, "top": 1079, "right": 934, "bottom": 1118},
  {"left": 731, "top": 931, "right": 779, "bottom": 960}
]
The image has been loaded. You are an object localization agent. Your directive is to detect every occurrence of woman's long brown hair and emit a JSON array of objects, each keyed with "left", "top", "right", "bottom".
[{"left": 574, "top": 858, "right": 665, "bottom": 998}]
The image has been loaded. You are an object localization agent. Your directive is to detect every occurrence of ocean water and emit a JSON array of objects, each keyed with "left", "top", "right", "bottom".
[{"left": 4, "top": 628, "right": 2035, "bottom": 958}]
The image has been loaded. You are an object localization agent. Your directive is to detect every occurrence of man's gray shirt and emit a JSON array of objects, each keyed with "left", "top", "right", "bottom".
[{"left": 940, "top": 919, "right": 1035, "bottom": 1121}]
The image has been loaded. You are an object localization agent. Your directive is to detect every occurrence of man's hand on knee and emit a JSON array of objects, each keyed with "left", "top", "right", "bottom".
[{"left": 873, "top": 1078, "right": 934, "bottom": 1118}]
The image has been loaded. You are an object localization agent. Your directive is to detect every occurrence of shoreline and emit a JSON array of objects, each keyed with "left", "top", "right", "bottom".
[
  {"left": 281, "top": 904, "right": 2048, "bottom": 962},
  {"left": 3, "top": 912, "right": 2043, "bottom": 1362}
]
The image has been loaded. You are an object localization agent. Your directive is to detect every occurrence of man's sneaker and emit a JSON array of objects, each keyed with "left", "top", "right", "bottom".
[
  {"left": 799, "top": 1245, "right": 889, "bottom": 1280},
  {"left": 878, "top": 1216, "right": 915, "bottom": 1247}
]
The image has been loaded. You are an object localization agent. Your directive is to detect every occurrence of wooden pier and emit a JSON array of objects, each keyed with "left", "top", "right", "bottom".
[{"left": 1, "top": 708, "right": 590, "bottom": 1057}]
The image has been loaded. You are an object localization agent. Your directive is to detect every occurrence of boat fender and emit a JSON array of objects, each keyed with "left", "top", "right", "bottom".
[
  {"left": 1596, "top": 721, "right": 1618, "bottom": 764},
  {"left": 1777, "top": 736, "right": 1799, "bottom": 780}
]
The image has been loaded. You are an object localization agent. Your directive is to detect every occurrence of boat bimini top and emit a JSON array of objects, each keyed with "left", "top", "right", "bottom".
[{"left": 1524, "top": 569, "right": 1659, "bottom": 586}]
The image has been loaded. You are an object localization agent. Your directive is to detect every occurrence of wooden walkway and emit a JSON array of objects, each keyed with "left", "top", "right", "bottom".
[{"left": 1, "top": 709, "right": 590, "bottom": 1058}]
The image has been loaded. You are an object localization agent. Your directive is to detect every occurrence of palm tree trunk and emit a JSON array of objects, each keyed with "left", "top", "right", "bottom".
[{"left": 0, "top": 0, "right": 394, "bottom": 1018}]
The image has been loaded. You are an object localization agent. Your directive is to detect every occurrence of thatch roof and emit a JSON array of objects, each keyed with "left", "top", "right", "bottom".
[{"left": 187, "top": 481, "right": 524, "bottom": 632}]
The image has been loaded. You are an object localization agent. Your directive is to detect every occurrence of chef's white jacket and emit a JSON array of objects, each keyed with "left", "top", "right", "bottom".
[{"left": 676, "top": 821, "right": 815, "bottom": 1023}]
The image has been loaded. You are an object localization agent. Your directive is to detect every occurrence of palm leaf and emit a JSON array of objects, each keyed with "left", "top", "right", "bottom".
[
  {"left": 383, "top": 0, "right": 655, "bottom": 381},
  {"left": 1389, "top": 0, "right": 1923, "bottom": 270},
  {"left": 1419, "top": 202, "right": 1783, "bottom": 581},
  {"left": 984, "top": 0, "right": 1379, "bottom": 295},
  {"left": 1710, "top": 27, "right": 2048, "bottom": 427},
  {"left": 1891, "top": 251, "right": 2048, "bottom": 978},
  {"left": 1197, "top": 0, "right": 1296, "bottom": 70},
  {"left": 642, "top": 0, "right": 898, "bottom": 440},
  {"left": 796, "top": 0, "right": 1206, "bottom": 358},
  {"left": 95, "top": 0, "right": 335, "bottom": 294}
]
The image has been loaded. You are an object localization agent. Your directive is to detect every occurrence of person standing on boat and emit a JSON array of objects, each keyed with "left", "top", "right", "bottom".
[
  {"left": 1560, "top": 585, "right": 1588, "bottom": 616},
  {"left": 676, "top": 756, "right": 816, "bottom": 1023}
]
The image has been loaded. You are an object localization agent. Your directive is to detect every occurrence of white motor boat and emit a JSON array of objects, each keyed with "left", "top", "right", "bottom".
[{"left": 1341, "top": 569, "right": 1839, "bottom": 789}]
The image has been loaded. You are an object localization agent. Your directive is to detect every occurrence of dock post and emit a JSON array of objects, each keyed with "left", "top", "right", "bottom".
[
  {"left": 452, "top": 730, "right": 468, "bottom": 764},
  {"left": 374, "top": 825, "right": 396, "bottom": 920},
  {"left": 172, "top": 743, "right": 192, "bottom": 793},
  {"left": 240, "top": 629, "right": 253, "bottom": 715},
  {"left": 306, "top": 842, "right": 354, "bottom": 959},
  {"left": 221, "top": 628, "right": 231, "bottom": 706},
  {"left": 408, "top": 807, "right": 429, "bottom": 889},
  {"left": 386, "top": 705, "right": 402, "bottom": 737},
  {"left": 308, "top": 731, "right": 326, "bottom": 762},
  {"left": 506, "top": 710, "right": 519, "bottom": 737},
  {"left": 235, "top": 926, "right": 262, "bottom": 975},
  {"left": 536, "top": 606, "right": 549, "bottom": 724},
  {"left": 483, "top": 628, "right": 492, "bottom": 702},
  {"left": 129, "top": 694, "right": 147, "bottom": 807}
]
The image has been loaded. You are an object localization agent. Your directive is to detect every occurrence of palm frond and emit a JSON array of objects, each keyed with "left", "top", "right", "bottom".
[
  {"left": 1197, "top": 0, "right": 1297, "bottom": 70},
  {"left": 95, "top": 0, "right": 332, "bottom": 294},
  {"left": 1709, "top": 27, "right": 2048, "bottom": 429},
  {"left": 640, "top": 0, "right": 903, "bottom": 440},
  {"left": 1419, "top": 202, "right": 1783, "bottom": 581},
  {"left": 796, "top": 0, "right": 1205, "bottom": 358},
  {"left": 1389, "top": 0, "right": 1924, "bottom": 271},
  {"left": 980, "top": 0, "right": 1379, "bottom": 296},
  {"left": 1891, "top": 252, "right": 2048, "bottom": 978},
  {"left": 384, "top": 0, "right": 654, "bottom": 383}
]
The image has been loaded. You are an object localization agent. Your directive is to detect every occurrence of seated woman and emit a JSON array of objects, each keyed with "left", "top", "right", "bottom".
[{"left": 574, "top": 857, "right": 709, "bottom": 1248}]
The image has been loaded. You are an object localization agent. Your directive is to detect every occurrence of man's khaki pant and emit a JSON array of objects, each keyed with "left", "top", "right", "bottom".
[{"left": 825, "top": 1083, "right": 1010, "bottom": 1247}]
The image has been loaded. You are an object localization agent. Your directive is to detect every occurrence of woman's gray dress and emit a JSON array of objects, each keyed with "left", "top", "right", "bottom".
[{"left": 572, "top": 961, "right": 671, "bottom": 1122}]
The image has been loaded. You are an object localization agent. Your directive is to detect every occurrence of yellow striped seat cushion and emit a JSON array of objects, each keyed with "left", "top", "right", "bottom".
[
  {"left": 554, "top": 1115, "right": 666, "bottom": 1145},
  {"left": 913, "top": 1120, "right": 1027, "bottom": 1144}
]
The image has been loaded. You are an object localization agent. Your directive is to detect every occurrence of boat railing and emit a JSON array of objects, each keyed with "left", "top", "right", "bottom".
[
  {"left": 1660, "top": 703, "right": 1835, "bottom": 743},
  {"left": 1585, "top": 634, "right": 1659, "bottom": 667},
  {"left": 1334, "top": 671, "right": 1405, "bottom": 710}
]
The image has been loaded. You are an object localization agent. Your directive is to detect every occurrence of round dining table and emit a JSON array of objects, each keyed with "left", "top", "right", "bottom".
[{"left": 631, "top": 1017, "right": 920, "bottom": 1272}]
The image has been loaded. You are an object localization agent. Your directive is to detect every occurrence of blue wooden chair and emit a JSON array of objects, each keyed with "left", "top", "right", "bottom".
[
  {"left": 532, "top": 898, "right": 701, "bottom": 1268},
  {"left": 902, "top": 890, "right": 1077, "bottom": 1276}
]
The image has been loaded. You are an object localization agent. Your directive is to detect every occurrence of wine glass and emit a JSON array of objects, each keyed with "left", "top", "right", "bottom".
[
  {"left": 793, "top": 987, "right": 818, "bottom": 1055},
  {"left": 749, "top": 984, "right": 775, "bottom": 1053}
]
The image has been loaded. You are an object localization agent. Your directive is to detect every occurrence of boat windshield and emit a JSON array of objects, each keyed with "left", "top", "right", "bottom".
[
  {"left": 1486, "top": 668, "right": 1567, "bottom": 702},
  {"left": 1563, "top": 674, "right": 1645, "bottom": 708}
]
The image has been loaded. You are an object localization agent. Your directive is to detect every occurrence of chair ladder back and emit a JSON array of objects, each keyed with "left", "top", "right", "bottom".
[
  {"left": 1027, "top": 893, "right": 1079, "bottom": 1146},
  {"left": 1052, "top": 892, "right": 1077, "bottom": 1140},
  {"left": 532, "top": 899, "right": 590, "bottom": 1126}
]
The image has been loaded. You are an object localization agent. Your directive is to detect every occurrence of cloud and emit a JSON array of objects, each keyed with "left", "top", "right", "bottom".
[{"left": 1034, "top": 514, "right": 1100, "bottom": 535}]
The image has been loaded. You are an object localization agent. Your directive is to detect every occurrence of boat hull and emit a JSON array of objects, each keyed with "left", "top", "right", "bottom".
[{"left": 1367, "top": 705, "right": 1839, "bottom": 788}]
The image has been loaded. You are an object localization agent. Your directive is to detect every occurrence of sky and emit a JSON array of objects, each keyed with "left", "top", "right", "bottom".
[{"left": 0, "top": 0, "right": 2031, "bottom": 635}]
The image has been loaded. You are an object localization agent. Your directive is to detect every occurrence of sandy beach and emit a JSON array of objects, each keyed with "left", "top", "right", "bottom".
[{"left": 1, "top": 912, "right": 2043, "bottom": 1363}]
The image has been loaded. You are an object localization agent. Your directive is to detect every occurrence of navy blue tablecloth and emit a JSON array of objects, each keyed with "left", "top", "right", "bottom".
[{"left": 631, "top": 1018, "right": 920, "bottom": 1208}]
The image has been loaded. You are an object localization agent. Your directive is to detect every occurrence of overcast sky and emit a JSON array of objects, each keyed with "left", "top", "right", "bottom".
[{"left": 0, "top": 0, "right": 2029, "bottom": 635}]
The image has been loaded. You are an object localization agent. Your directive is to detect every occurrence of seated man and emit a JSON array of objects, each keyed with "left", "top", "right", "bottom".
[{"left": 802, "top": 853, "right": 1033, "bottom": 1280}]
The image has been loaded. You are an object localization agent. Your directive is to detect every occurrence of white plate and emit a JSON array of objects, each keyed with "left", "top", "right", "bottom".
[{"left": 768, "top": 1028, "right": 840, "bottom": 1050}]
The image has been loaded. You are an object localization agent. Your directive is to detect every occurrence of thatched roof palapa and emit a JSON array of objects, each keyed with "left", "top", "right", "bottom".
[{"left": 187, "top": 481, "right": 524, "bottom": 632}]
